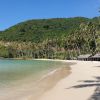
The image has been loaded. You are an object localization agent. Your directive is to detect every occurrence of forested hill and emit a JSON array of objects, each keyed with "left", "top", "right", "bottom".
[
  {"left": 0, "top": 17, "right": 90, "bottom": 42},
  {"left": 0, "top": 17, "right": 100, "bottom": 59}
]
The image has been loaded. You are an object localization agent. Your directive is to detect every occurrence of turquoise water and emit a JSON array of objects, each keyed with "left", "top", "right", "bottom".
[
  {"left": 0, "top": 59, "right": 68, "bottom": 100},
  {"left": 0, "top": 59, "right": 66, "bottom": 85}
]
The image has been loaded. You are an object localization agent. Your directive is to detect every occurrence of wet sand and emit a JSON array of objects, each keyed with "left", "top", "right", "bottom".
[{"left": 29, "top": 66, "right": 71, "bottom": 100}]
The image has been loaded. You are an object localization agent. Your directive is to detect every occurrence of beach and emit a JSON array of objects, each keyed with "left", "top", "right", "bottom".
[
  {"left": 34, "top": 60, "right": 100, "bottom": 100},
  {"left": 0, "top": 59, "right": 100, "bottom": 100}
]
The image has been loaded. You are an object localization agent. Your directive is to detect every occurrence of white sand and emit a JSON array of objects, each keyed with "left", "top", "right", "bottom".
[{"left": 38, "top": 60, "right": 100, "bottom": 100}]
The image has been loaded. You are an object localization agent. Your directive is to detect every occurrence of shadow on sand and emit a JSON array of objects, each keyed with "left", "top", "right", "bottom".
[{"left": 66, "top": 76, "right": 100, "bottom": 100}]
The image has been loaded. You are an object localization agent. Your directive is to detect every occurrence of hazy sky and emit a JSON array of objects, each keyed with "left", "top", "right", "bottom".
[{"left": 0, "top": 0, "right": 100, "bottom": 30}]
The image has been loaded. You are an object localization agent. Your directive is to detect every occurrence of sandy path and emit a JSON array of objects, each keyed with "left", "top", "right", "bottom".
[{"left": 38, "top": 60, "right": 100, "bottom": 100}]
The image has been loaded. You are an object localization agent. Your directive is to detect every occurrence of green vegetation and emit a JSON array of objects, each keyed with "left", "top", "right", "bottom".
[
  {"left": 0, "top": 17, "right": 89, "bottom": 42},
  {"left": 0, "top": 17, "right": 100, "bottom": 59}
]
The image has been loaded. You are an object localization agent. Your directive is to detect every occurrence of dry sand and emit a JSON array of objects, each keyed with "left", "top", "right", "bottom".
[{"left": 37, "top": 60, "right": 100, "bottom": 100}]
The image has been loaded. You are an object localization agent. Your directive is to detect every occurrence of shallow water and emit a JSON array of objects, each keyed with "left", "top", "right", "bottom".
[
  {"left": 0, "top": 60, "right": 66, "bottom": 83},
  {"left": 0, "top": 59, "right": 69, "bottom": 100}
]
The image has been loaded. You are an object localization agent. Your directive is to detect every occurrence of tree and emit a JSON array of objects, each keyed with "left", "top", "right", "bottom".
[{"left": 89, "top": 40, "right": 96, "bottom": 55}]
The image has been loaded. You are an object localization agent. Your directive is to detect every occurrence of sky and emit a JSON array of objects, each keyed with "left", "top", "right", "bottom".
[{"left": 0, "top": 0, "right": 100, "bottom": 30}]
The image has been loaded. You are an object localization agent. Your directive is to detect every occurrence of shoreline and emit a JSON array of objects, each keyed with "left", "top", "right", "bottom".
[
  {"left": 1, "top": 59, "right": 100, "bottom": 100},
  {"left": 3, "top": 58, "right": 100, "bottom": 100},
  {"left": 36, "top": 60, "right": 100, "bottom": 100},
  {"left": 29, "top": 65, "right": 71, "bottom": 100}
]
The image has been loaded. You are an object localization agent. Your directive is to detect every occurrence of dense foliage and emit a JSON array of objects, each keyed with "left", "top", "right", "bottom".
[
  {"left": 0, "top": 17, "right": 89, "bottom": 42},
  {"left": 0, "top": 17, "right": 100, "bottom": 59}
]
